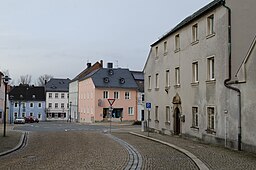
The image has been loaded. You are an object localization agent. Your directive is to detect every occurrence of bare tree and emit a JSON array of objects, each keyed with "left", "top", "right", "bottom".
[
  {"left": 18, "top": 74, "right": 32, "bottom": 85},
  {"left": 37, "top": 74, "right": 53, "bottom": 86}
]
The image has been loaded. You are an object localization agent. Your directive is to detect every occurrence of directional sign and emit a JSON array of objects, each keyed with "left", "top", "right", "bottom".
[
  {"left": 107, "top": 98, "right": 115, "bottom": 106},
  {"left": 146, "top": 102, "right": 151, "bottom": 109}
]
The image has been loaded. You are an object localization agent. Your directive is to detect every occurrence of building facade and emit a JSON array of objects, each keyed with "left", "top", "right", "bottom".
[
  {"left": 78, "top": 64, "right": 138, "bottom": 123},
  {"left": 8, "top": 84, "right": 46, "bottom": 121},
  {"left": 69, "top": 61, "right": 102, "bottom": 122},
  {"left": 0, "top": 72, "right": 5, "bottom": 123},
  {"left": 144, "top": 0, "right": 256, "bottom": 153},
  {"left": 45, "top": 78, "right": 70, "bottom": 121}
]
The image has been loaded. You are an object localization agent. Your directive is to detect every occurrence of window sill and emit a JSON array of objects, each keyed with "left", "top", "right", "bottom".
[
  {"left": 155, "top": 88, "right": 160, "bottom": 91},
  {"left": 191, "top": 82, "right": 199, "bottom": 86},
  {"left": 155, "top": 120, "right": 159, "bottom": 123},
  {"left": 163, "top": 52, "right": 168, "bottom": 56},
  {"left": 191, "top": 40, "right": 199, "bottom": 46},
  {"left": 191, "top": 126, "right": 199, "bottom": 131},
  {"left": 174, "top": 84, "right": 180, "bottom": 88},
  {"left": 206, "top": 79, "right": 216, "bottom": 84},
  {"left": 205, "top": 129, "right": 216, "bottom": 135},
  {"left": 206, "top": 33, "right": 215, "bottom": 39},
  {"left": 128, "top": 114, "right": 134, "bottom": 116},
  {"left": 147, "top": 89, "right": 152, "bottom": 92},
  {"left": 174, "top": 48, "right": 180, "bottom": 53}
]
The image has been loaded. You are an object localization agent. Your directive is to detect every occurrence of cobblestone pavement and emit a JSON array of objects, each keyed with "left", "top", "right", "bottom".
[
  {"left": 132, "top": 131, "right": 256, "bottom": 170},
  {"left": 0, "top": 131, "right": 128, "bottom": 170},
  {"left": 0, "top": 130, "right": 22, "bottom": 153},
  {"left": 112, "top": 132, "right": 199, "bottom": 170}
]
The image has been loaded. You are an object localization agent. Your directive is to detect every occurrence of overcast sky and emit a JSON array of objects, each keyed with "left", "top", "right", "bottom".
[{"left": 0, "top": 0, "right": 212, "bottom": 85}]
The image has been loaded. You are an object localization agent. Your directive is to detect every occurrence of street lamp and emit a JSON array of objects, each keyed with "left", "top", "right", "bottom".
[{"left": 3, "top": 75, "right": 11, "bottom": 137}]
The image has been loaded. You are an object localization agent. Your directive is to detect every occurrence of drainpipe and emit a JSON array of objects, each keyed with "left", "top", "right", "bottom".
[{"left": 222, "top": 1, "right": 242, "bottom": 151}]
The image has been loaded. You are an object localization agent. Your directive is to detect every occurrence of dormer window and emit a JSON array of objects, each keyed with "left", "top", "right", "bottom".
[
  {"left": 103, "top": 77, "right": 109, "bottom": 83},
  {"left": 119, "top": 78, "right": 125, "bottom": 84},
  {"left": 32, "top": 94, "right": 36, "bottom": 99},
  {"left": 108, "top": 69, "right": 114, "bottom": 75}
]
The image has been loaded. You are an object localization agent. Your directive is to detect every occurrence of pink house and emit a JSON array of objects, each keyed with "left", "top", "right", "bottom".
[
  {"left": 78, "top": 65, "right": 138, "bottom": 123},
  {"left": 0, "top": 72, "right": 5, "bottom": 123}
]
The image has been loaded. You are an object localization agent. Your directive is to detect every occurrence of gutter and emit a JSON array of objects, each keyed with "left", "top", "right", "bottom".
[{"left": 222, "top": 1, "right": 242, "bottom": 151}]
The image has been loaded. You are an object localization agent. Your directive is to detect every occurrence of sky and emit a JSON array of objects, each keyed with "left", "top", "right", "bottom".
[{"left": 0, "top": 0, "right": 212, "bottom": 85}]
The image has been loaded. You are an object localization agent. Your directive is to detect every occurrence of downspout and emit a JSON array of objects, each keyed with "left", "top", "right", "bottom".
[{"left": 222, "top": 1, "right": 242, "bottom": 151}]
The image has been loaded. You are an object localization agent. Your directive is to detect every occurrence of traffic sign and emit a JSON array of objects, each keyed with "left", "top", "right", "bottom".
[
  {"left": 107, "top": 98, "right": 115, "bottom": 106},
  {"left": 146, "top": 102, "right": 151, "bottom": 109}
]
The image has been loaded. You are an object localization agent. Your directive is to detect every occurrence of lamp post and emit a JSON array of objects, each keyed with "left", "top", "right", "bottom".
[{"left": 3, "top": 75, "right": 11, "bottom": 137}]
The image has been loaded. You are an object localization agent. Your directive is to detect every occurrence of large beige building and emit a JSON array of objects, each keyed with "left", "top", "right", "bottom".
[{"left": 144, "top": 0, "right": 256, "bottom": 153}]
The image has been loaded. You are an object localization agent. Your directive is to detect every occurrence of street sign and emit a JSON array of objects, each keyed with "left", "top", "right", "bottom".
[
  {"left": 107, "top": 98, "right": 115, "bottom": 106},
  {"left": 146, "top": 102, "right": 151, "bottom": 109}
]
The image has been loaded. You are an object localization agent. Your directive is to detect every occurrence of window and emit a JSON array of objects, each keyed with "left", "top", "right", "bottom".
[
  {"left": 148, "top": 76, "right": 152, "bottom": 90},
  {"left": 38, "top": 103, "right": 42, "bottom": 108},
  {"left": 207, "top": 57, "right": 215, "bottom": 80},
  {"left": 49, "top": 93, "right": 52, "bottom": 98},
  {"left": 207, "top": 14, "right": 214, "bottom": 36},
  {"left": 155, "top": 106, "right": 159, "bottom": 121},
  {"left": 155, "top": 46, "right": 159, "bottom": 59},
  {"left": 114, "top": 92, "right": 119, "bottom": 99},
  {"left": 128, "top": 107, "right": 134, "bottom": 115},
  {"left": 22, "top": 113, "right": 26, "bottom": 117},
  {"left": 30, "top": 113, "right": 33, "bottom": 117},
  {"left": 38, "top": 113, "right": 41, "bottom": 119},
  {"left": 142, "top": 94, "right": 144, "bottom": 102},
  {"left": 55, "top": 93, "right": 59, "bottom": 99},
  {"left": 207, "top": 107, "right": 215, "bottom": 131},
  {"left": 61, "top": 103, "right": 65, "bottom": 108},
  {"left": 30, "top": 102, "right": 34, "bottom": 108},
  {"left": 192, "top": 24, "right": 198, "bottom": 42},
  {"left": 49, "top": 103, "right": 52, "bottom": 108},
  {"left": 175, "top": 34, "right": 180, "bottom": 51},
  {"left": 166, "top": 106, "right": 170, "bottom": 122},
  {"left": 61, "top": 93, "right": 65, "bottom": 99},
  {"left": 166, "top": 70, "right": 170, "bottom": 87},
  {"left": 55, "top": 103, "right": 58, "bottom": 108},
  {"left": 125, "top": 92, "right": 130, "bottom": 99},
  {"left": 175, "top": 67, "right": 180, "bottom": 85},
  {"left": 192, "top": 62, "right": 199, "bottom": 83},
  {"left": 67, "top": 103, "right": 69, "bottom": 108},
  {"left": 192, "top": 107, "right": 199, "bottom": 128},
  {"left": 14, "top": 112, "right": 17, "bottom": 119},
  {"left": 103, "top": 91, "right": 108, "bottom": 99},
  {"left": 14, "top": 102, "right": 18, "bottom": 107},
  {"left": 0, "top": 112, "right": 2, "bottom": 119},
  {"left": 155, "top": 73, "right": 159, "bottom": 89},
  {"left": 164, "top": 41, "right": 167, "bottom": 54}
]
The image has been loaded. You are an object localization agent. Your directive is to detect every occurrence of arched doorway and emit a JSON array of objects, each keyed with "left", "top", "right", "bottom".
[{"left": 174, "top": 107, "right": 181, "bottom": 135}]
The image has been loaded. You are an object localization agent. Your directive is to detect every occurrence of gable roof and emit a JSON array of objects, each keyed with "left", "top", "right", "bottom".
[
  {"left": 82, "top": 68, "right": 138, "bottom": 89},
  {"left": 45, "top": 78, "right": 70, "bottom": 92},
  {"left": 151, "top": 0, "right": 223, "bottom": 47},
  {"left": 131, "top": 71, "right": 144, "bottom": 92},
  {"left": 71, "top": 61, "right": 102, "bottom": 82},
  {"left": 9, "top": 85, "right": 45, "bottom": 101}
]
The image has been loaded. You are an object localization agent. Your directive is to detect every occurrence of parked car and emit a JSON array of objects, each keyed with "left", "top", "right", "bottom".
[
  {"left": 14, "top": 117, "right": 25, "bottom": 124},
  {"left": 25, "top": 117, "right": 39, "bottom": 123}
]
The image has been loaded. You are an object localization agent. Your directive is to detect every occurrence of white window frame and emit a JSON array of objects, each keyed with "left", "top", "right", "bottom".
[
  {"left": 30, "top": 102, "right": 34, "bottom": 108},
  {"left": 192, "top": 61, "right": 199, "bottom": 83},
  {"left": 128, "top": 107, "right": 134, "bottom": 115},
  {"left": 166, "top": 106, "right": 170, "bottom": 122},
  {"left": 125, "top": 92, "right": 130, "bottom": 100},
  {"left": 114, "top": 91, "right": 119, "bottom": 99},
  {"left": 207, "top": 56, "right": 215, "bottom": 81},
  {"left": 207, "top": 14, "right": 214, "bottom": 36},
  {"left": 155, "top": 106, "right": 159, "bottom": 121},
  {"left": 55, "top": 103, "right": 58, "bottom": 109},
  {"left": 55, "top": 93, "right": 59, "bottom": 99},
  {"left": 148, "top": 76, "right": 152, "bottom": 90},
  {"left": 38, "top": 102, "right": 42, "bottom": 108},
  {"left": 155, "top": 73, "right": 159, "bottom": 89},
  {"left": 207, "top": 106, "right": 215, "bottom": 131},
  {"left": 175, "top": 67, "right": 180, "bottom": 85},
  {"left": 61, "top": 103, "right": 65, "bottom": 108},
  {"left": 155, "top": 46, "right": 159, "bottom": 59},
  {"left": 192, "top": 107, "right": 199, "bottom": 128},
  {"left": 61, "top": 93, "right": 65, "bottom": 99},
  {"left": 103, "top": 91, "right": 108, "bottom": 99},
  {"left": 175, "top": 34, "right": 180, "bottom": 51},
  {"left": 48, "top": 103, "right": 52, "bottom": 108},
  {"left": 49, "top": 93, "right": 52, "bottom": 99},
  {"left": 192, "top": 23, "right": 198, "bottom": 42}
]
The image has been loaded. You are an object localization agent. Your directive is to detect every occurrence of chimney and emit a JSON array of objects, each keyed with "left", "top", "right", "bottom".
[
  {"left": 100, "top": 60, "right": 103, "bottom": 68},
  {"left": 87, "top": 63, "right": 92, "bottom": 68},
  {"left": 107, "top": 62, "right": 113, "bottom": 69}
]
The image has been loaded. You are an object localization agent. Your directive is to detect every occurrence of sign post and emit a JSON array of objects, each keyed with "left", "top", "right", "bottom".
[
  {"left": 146, "top": 102, "right": 151, "bottom": 137},
  {"left": 107, "top": 99, "right": 115, "bottom": 133}
]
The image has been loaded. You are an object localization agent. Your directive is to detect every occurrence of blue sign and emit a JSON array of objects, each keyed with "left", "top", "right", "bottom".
[{"left": 146, "top": 102, "right": 151, "bottom": 109}]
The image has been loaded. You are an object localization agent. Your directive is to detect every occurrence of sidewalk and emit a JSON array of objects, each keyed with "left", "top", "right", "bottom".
[
  {"left": 0, "top": 124, "right": 22, "bottom": 154},
  {"left": 129, "top": 130, "right": 256, "bottom": 170}
]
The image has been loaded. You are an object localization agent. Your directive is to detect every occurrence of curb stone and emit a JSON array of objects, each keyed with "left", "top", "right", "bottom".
[
  {"left": 0, "top": 131, "right": 28, "bottom": 157},
  {"left": 129, "top": 132, "right": 209, "bottom": 170}
]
